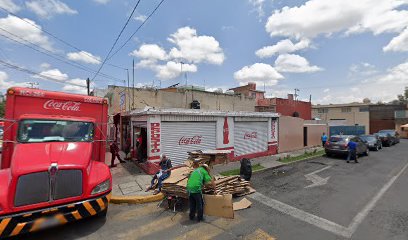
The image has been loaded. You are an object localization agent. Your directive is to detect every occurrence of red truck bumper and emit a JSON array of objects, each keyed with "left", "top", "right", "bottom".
[{"left": 0, "top": 193, "right": 111, "bottom": 239}]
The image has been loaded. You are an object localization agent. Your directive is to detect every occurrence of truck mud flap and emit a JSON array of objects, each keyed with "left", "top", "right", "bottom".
[{"left": 0, "top": 193, "right": 110, "bottom": 239}]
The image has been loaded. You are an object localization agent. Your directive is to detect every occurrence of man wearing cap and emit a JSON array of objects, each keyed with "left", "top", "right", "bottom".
[
  {"left": 146, "top": 154, "right": 173, "bottom": 194},
  {"left": 186, "top": 160, "right": 215, "bottom": 222}
]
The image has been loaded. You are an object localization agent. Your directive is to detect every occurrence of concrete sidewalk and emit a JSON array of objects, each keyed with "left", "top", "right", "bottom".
[{"left": 108, "top": 146, "right": 323, "bottom": 201}]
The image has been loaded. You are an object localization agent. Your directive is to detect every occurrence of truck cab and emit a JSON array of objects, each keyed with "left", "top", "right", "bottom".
[{"left": 0, "top": 87, "right": 111, "bottom": 238}]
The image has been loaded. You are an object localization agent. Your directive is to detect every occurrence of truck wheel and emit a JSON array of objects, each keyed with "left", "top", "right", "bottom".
[{"left": 96, "top": 208, "right": 108, "bottom": 218}]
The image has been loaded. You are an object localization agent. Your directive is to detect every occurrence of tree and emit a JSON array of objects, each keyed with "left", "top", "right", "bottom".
[
  {"left": 0, "top": 101, "right": 4, "bottom": 118},
  {"left": 363, "top": 98, "right": 371, "bottom": 104}
]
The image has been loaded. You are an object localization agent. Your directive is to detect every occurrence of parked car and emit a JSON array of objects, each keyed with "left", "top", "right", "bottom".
[
  {"left": 325, "top": 135, "right": 369, "bottom": 157},
  {"left": 359, "top": 135, "right": 382, "bottom": 151},
  {"left": 378, "top": 129, "right": 400, "bottom": 145}
]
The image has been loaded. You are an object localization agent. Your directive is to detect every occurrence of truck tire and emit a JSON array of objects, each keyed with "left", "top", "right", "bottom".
[{"left": 96, "top": 208, "right": 108, "bottom": 218}]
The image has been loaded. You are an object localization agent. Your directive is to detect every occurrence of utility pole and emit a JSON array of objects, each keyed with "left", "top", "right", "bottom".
[
  {"left": 127, "top": 69, "right": 130, "bottom": 111},
  {"left": 132, "top": 59, "right": 135, "bottom": 110},
  {"left": 86, "top": 78, "right": 90, "bottom": 95},
  {"left": 294, "top": 88, "right": 300, "bottom": 101}
]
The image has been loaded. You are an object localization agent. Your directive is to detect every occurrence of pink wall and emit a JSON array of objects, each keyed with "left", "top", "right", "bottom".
[{"left": 279, "top": 116, "right": 304, "bottom": 153}]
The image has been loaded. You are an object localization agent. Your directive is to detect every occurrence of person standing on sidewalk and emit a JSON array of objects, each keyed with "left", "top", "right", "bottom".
[
  {"left": 187, "top": 160, "right": 215, "bottom": 222},
  {"left": 347, "top": 139, "right": 358, "bottom": 163},
  {"left": 321, "top": 133, "right": 328, "bottom": 147},
  {"left": 110, "top": 141, "right": 125, "bottom": 168}
]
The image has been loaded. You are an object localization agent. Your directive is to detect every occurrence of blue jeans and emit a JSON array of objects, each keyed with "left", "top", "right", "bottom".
[
  {"left": 150, "top": 172, "right": 170, "bottom": 191},
  {"left": 189, "top": 192, "right": 204, "bottom": 221},
  {"left": 347, "top": 149, "right": 357, "bottom": 161}
]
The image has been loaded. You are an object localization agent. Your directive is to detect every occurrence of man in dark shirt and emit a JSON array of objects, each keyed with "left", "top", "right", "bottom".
[
  {"left": 347, "top": 140, "right": 358, "bottom": 163},
  {"left": 146, "top": 154, "right": 173, "bottom": 194}
]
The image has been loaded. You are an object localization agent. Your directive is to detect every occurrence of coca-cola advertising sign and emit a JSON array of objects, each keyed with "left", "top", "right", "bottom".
[
  {"left": 43, "top": 100, "right": 81, "bottom": 111},
  {"left": 179, "top": 136, "right": 202, "bottom": 145},
  {"left": 244, "top": 132, "right": 257, "bottom": 139}
]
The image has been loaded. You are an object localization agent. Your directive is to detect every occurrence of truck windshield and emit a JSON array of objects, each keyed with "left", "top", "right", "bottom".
[{"left": 17, "top": 120, "right": 94, "bottom": 143}]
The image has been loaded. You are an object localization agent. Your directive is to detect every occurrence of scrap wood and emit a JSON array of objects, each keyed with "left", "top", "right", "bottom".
[{"left": 233, "top": 198, "right": 252, "bottom": 211}]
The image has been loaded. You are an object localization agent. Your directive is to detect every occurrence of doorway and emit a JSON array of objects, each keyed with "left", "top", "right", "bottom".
[{"left": 303, "top": 127, "right": 308, "bottom": 147}]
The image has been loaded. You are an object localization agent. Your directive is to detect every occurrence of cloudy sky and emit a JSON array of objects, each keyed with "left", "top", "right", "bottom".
[{"left": 0, "top": 0, "right": 407, "bottom": 103}]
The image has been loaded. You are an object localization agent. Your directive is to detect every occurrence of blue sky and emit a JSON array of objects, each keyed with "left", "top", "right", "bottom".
[{"left": 0, "top": 0, "right": 408, "bottom": 104}]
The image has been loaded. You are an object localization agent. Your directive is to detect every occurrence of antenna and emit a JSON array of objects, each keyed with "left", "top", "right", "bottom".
[{"left": 294, "top": 88, "right": 300, "bottom": 100}]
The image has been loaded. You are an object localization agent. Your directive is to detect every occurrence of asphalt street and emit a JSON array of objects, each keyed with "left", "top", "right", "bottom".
[{"left": 11, "top": 139, "right": 408, "bottom": 240}]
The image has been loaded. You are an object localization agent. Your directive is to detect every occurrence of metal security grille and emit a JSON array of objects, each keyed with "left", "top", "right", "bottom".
[
  {"left": 54, "top": 170, "right": 82, "bottom": 200},
  {"left": 234, "top": 122, "right": 268, "bottom": 157},
  {"left": 14, "top": 169, "right": 83, "bottom": 207},
  {"left": 15, "top": 172, "right": 50, "bottom": 207},
  {"left": 161, "top": 122, "right": 217, "bottom": 166}
]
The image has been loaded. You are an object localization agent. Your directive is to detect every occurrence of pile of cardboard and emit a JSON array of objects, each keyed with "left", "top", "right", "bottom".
[
  {"left": 203, "top": 176, "right": 254, "bottom": 196},
  {"left": 161, "top": 167, "right": 191, "bottom": 198},
  {"left": 161, "top": 167, "right": 255, "bottom": 199},
  {"left": 187, "top": 150, "right": 231, "bottom": 167}
]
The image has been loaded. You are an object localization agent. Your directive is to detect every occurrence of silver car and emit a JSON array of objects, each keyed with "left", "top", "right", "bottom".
[{"left": 325, "top": 135, "right": 369, "bottom": 157}]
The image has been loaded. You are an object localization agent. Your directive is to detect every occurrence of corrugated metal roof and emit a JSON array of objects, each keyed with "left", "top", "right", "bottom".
[{"left": 127, "top": 108, "right": 279, "bottom": 118}]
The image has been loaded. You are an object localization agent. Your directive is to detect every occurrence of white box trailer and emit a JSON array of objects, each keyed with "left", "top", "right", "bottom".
[{"left": 126, "top": 108, "right": 279, "bottom": 174}]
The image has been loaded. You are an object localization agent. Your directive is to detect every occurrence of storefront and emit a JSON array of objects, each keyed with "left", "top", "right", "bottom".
[{"left": 125, "top": 109, "right": 279, "bottom": 174}]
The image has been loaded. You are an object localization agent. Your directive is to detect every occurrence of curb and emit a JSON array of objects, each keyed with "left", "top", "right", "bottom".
[{"left": 110, "top": 193, "right": 165, "bottom": 204}]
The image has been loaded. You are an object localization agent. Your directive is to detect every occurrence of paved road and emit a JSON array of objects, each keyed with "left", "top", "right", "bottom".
[{"left": 13, "top": 140, "right": 408, "bottom": 240}]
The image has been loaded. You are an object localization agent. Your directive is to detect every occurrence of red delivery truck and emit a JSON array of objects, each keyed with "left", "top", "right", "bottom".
[{"left": 0, "top": 87, "right": 111, "bottom": 238}]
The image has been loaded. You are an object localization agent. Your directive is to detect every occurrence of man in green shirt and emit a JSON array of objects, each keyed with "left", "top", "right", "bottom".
[{"left": 186, "top": 160, "right": 215, "bottom": 222}]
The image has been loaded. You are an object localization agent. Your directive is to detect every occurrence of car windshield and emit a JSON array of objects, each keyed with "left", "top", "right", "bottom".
[
  {"left": 379, "top": 130, "right": 395, "bottom": 135},
  {"left": 377, "top": 132, "right": 389, "bottom": 137},
  {"left": 18, "top": 119, "right": 94, "bottom": 143},
  {"left": 329, "top": 136, "right": 347, "bottom": 142},
  {"left": 360, "top": 135, "right": 376, "bottom": 141}
]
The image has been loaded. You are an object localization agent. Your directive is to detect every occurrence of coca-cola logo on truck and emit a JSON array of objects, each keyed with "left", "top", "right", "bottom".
[
  {"left": 179, "top": 136, "right": 202, "bottom": 145},
  {"left": 43, "top": 100, "right": 81, "bottom": 111}
]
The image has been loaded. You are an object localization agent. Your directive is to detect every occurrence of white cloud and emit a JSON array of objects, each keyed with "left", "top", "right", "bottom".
[
  {"left": 132, "top": 27, "right": 224, "bottom": 80},
  {"left": 234, "top": 63, "right": 284, "bottom": 86},
  {"left": 134, "top": 14, "right": 146, "bottom": 22},
  {"left": 249, "top": 0, "right": 265, "bottom": 18},
  {"left": 0, "top": 0, "right": 21, "bottom": 13},
  {"left": 67, "top": 51, "right": 101, "bottom": 65},
  {"left": 383, "top": 27, "right": 408, "bottom": 52},
  {"left": 0, "top": 15, "right": 53, "bottom": 50},
  {"left": 256, "top": 38, "right": 310, "bottom": 58},
  {"left": 168, "top": 27, "right": 225, "bottom": 65},
  {"left": 62, "top": 78, "right": 87, "bottom": 95},
  {"left": 155, "top": 61, "right": 197, "bottom": 80},
  {"left": 274, "top": 54, "right": 322, "bottom": 73},
  {"left": 265, "top": 0, "right": 408, "bottom": 40},
  {"left": 35, "top": 68, "right": 68, "bottom": 81},
  {"left": 130, "top": 44, "right": 168, "bottom": 61},
  {"left": 92, "top": 0, "right": 110, "bottom": 4},
  {"left": 26, "top": 0, "right": 78, "bottom": 19},
  {"left": 40, "top": 62, "right": 51, "bottom": 69},
  {"left": 323, "top": 88, "right": 330, "bottom": 93},
  {"left": 349, "top": 62, "right": 378, "bottom": 78},
  {"left": 316, "top": 60, "right": 408, "bottom": 104},
  {"left": 0, "top": 71, "right": 16, "bottom": 91}
]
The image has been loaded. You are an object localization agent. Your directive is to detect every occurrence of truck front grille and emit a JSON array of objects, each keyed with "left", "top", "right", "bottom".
[
  {"left": 14, "top": 169, "right": 83, "bottom": 207},
  {"left": 15, "top": 172, "right": 50, "bottom": 207},
  {"left": 54, "top": 170, "right": 82, "bottom": 200}
]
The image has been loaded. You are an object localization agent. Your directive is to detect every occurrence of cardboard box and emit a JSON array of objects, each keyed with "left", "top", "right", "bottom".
[{"left": 203, "top": 194, "right": 234, "bottom": 219}]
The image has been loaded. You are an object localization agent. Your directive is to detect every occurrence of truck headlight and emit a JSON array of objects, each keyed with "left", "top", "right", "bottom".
[{"left": 91, "top": 179, "right": 110, "bottom": 195}]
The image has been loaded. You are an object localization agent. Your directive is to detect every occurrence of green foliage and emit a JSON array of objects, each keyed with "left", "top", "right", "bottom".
[
  {"left": 0, "top": 101, "right": 5, "bottom": 118},
  {"left": 278, "top": 150, "right": 325, "bottom": 163}
]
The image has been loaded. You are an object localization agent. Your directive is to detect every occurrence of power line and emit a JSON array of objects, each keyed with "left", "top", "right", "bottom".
[
  {"left": 0, "top": 59, "right": 87, "bottom": 88},
  {"left": 0, "top": 27, "right": 124, "bottom": 83},
  {"left": 0, "top": 6, "right": 126, "bottom": 71},
  {"left": 108, "top": 0, "right": 166, "bottom": 60},
  {"left": 91, "top": 0, "right": 141, "bottom": 81}
]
